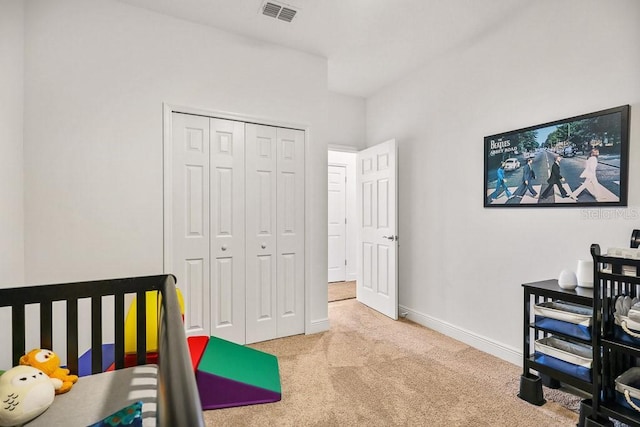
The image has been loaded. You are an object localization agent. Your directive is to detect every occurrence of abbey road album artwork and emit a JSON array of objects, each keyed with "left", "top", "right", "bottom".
[{"left": 484, "top": 105, "right": 629, "bottom": 208}]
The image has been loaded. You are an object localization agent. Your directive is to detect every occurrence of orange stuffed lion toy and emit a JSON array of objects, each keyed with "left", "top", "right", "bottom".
[{"left": 19, "top": 349, "right": 78, "bottom": 394}]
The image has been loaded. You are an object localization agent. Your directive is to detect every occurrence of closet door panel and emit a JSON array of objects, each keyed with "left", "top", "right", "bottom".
[
  {"left": 210, "top": 118, "right": 246, "bottom": 344},
  {"left": 257, "top": 255, "right": 274, "bottom": 316},
  {"left": 245, "top": 124, "right": 278, "bottom": 344},
  {"left": 171, "top": 113, "right": 210, "bottom": 336},
  {"left": 276, "top": 128, "right": 305, "bottom": 337}
]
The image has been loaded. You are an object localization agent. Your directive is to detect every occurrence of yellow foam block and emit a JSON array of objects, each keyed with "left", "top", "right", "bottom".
[{"left": 124, "top": 288, "right": 184, "bottom": 354}]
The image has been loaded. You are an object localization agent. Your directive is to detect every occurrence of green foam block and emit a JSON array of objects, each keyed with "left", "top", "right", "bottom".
[{"left": 198, "top": 336, "right": 281, "bottom": 394}]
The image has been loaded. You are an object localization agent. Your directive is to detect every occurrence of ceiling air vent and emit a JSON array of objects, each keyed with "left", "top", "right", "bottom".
[
  {"left": 277, "top": 7, "right": 297, "bottom": 22},
  {"left": 260, "top": 1, "right": 298, "bottom": 23},
  {"left": 262, "top": 2, "right": 281, "bottom": 18}
]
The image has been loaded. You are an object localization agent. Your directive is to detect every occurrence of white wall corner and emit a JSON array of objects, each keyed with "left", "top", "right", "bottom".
[{"left": 399, "top": 304, "right": 522, "bottom": 367}]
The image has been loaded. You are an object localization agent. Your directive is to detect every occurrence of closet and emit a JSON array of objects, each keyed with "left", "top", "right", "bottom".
[{"left": 169, "top": 112, "right": 305, "bottom": 345}]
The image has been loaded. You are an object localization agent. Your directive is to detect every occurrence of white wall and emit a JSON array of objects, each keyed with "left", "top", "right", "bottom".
[
  {"left": 327, "top": 91, "right": 366, "bottom": 150},
  {"left": 22, "top": 0, "right": 329, "bottom": 332},
  {"left": 366, "top": 0, "right": 640, "bottom": 364},
  {"left": 0, "top": 1, "right": 25, "bottom": 287},
  {"left": 328, "top": 150, "right": 357, "bottom": 282}
]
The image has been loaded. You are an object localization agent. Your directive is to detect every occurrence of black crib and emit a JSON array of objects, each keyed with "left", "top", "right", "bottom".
[{"left": 0, "top": 274, "right": 204, "bottom": 427}]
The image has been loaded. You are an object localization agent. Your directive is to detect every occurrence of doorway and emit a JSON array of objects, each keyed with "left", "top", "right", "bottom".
[
  {"left": 328, "top": 149, "right": 357, "bottom": 302},
  {"left": 327, "top": 141, "right": 399, "bottom": 319}
]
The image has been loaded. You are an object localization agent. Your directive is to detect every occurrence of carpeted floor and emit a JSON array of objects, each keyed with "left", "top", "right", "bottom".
[
  {"left": 328, "top": 280, "right": 356, "bottom": 302},
  {"left": 203, "top": 299, "right": 580, "bottom": 426}
]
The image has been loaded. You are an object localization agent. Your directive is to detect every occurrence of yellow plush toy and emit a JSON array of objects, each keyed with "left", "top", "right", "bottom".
[{"left": 19, "top": 349, "right": 78, "bottom": 394}]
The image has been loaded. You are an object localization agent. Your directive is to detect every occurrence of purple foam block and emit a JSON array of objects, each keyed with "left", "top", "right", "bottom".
[{"left": 196, "top": 370, "right": 281, "bottom": 410}]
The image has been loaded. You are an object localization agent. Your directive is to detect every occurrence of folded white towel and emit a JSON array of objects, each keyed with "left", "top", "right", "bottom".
[
  {"left": 615, "top": 296, "right": 639, "bottom": 317},
  {"left": 628, "top": 301, "right": 640, "bottom": 323}
]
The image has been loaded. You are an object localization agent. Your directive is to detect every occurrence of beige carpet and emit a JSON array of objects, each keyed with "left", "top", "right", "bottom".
[
  {"left": 328, "top": 280, "right": 356, "bottom": 302},
  {"left": 203, "top": 299, "right": 580, "bottom": 426}
]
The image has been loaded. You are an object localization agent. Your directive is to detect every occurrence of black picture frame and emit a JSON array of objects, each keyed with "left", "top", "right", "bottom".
[{"left": 484, "top": 105, "right": 630, "bottom": 208}]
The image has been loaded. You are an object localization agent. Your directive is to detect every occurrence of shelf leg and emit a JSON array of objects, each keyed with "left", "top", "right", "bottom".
[
  {"left": 580, "top": 401, "right": 613, "bottom": 427},
  {"left": 540, "top": 373, "right": 561, "bottom": 389},
  {"left": 578, "top": 399, "right": 592, "bottom": 427},
  {"left": 583, "top": 416, "right": 614, "bottom": 427},
  {"left": 517, "top": 374, "right": 545, "bottom": 406}
]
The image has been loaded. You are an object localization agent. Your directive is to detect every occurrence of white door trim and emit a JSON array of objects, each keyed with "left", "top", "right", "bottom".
[
  {"left": 327, "top": 144, "right": 358, "bottom": 153},
  {"left": 162, "top": 102, "right": 311, "bottom": 336}
]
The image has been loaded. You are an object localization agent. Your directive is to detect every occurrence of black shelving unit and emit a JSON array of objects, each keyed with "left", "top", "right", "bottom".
[
  {"left": 519, "top": 279, "right": 594, "bottom": 405},
  {"left": 585, "top": 243, "right": 640, "bottom": 427}
]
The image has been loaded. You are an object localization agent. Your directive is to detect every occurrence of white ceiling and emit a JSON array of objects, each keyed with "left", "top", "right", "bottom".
[{"left": 117, "top": 0, "right": 530, "bottom": 98}]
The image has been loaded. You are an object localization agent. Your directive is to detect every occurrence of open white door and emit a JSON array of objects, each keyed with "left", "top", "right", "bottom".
[{"left": 356, "top": 139, "right": 398, "bottom": 319}]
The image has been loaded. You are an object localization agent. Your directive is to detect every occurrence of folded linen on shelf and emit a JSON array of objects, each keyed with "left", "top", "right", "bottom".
[
  {"left": 615, "top": 295, "right": 639, "bottom": 318},
  {"left": 603, "top": 248, "right": 640, "bottom": 276},
  {"left": 607, "top": 247, "right": 640, "bottom": 260},
  {"left": 615, "top": 367, "right": 640, "bottom": 413},
  {"left": 629, "top": 302, "right": 640, "bottom": 323},
  {"left": 534, "top": 301, "right": 592, "bottom": 326},
  {"left": 613, "top": 295, "right": 640, "bottom": 344},
  {"left": 534, "top": 300, "right": 593, "bottom": 340},
  {"left": 533, "top": 336, "right": 592, "bottom": 382}
]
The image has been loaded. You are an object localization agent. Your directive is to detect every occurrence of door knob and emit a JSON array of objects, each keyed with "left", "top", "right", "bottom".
[
  {"left": 221, "top": 245, "right": 227, "bottom": 251},
  {"left": 382, "top": 235, "right": 397, "bottom": 241},
  {"left": 261, "top": 243, "right": 267, "bottom": 249}
]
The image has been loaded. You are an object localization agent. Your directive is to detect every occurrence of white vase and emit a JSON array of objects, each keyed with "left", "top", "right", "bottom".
[
  {"left": 576, "top": 259, "right": 594, "bottom": 288},
  {"left": 558, "top": 270, "right": 578, "bottom": 290}
]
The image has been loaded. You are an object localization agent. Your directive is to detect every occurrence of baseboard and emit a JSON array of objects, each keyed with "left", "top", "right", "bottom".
[
  {"left": 399, "top": 304, "right": 522, "bottom": 366},
  {"left": 307, "top": 317, "right": 330, "bottom": 335}
]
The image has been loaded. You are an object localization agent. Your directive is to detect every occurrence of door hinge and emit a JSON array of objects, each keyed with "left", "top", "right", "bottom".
[
  {"left": 345, "top": 259, "right": 347, "bottom": 266},
  {"left": 345, "top": 217, "right": 347, "bottom": 224}
]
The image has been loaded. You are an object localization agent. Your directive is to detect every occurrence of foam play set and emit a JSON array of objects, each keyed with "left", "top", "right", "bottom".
[
  {"left": 195, "top": 336, "right": 282, "bottom": 409},
  {"left": 74, "top": 288, "right": 281, "bottom": 410}
]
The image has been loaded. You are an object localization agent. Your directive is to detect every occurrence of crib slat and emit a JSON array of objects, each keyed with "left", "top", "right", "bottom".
[
  {"left": 40, "top": 301, "right": 53, "bottom": 351},
  {"left": 136, "top": 291, "right": 147, "bottom": 366},
  {"left": 11, "top": 305, "right": 25, "bottom": 366},
  {"left": 66, "top": 298, "right": 79, "bottom": 375},
  {"left": 91, "top": 296, "right": 102, "bottom": 375},
  {"left": 114, "top": 292, "right": 125, "bottom": 370}
]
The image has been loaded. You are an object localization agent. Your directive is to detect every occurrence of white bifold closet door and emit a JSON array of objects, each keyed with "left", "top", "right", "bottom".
[
  {"left": 245, "top": 124, "right": 305, "bottom": 344},
  {"left": 210, "top": 118, "right": 246, "bottom": 343},
  {"left": 171, "top": 113, "right": 212, "bottom": 339},
  {"left": 171, "top": 113, "right": 304, "bottom": 345}
]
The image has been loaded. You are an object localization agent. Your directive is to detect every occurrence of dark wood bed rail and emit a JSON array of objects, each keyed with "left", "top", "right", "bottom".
[{"left": 157, "top": 275, "right": 205, "bottom": 427}]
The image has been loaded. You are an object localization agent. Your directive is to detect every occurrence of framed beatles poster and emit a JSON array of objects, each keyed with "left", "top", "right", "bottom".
[{"left": 484, "top": 105, "right": 630, "bottom": 208}]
